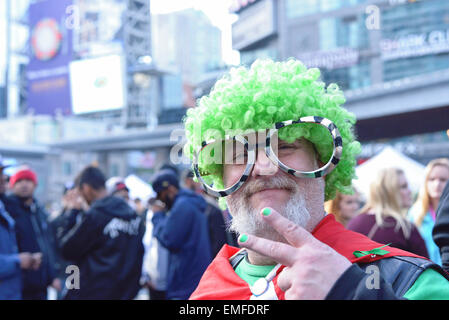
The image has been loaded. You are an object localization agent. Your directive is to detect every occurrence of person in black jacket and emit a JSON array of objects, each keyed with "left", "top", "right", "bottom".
[
  {"left": 434, "top": 180, "right": 449, "bottom": 273},
  {"left": 58, "top": 166, "right": 144, "bottom": 300},
  {"left": 3, "top": 168, "right": 60, "bottom": 300}
]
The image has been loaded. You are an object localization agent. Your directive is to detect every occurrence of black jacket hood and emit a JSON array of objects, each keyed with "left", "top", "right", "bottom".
[{"left": 90, "top": 195, "right": 136, "bottom": 220}]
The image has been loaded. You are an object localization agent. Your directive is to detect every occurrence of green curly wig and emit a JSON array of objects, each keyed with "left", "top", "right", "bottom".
[{"left": 183, "top": 58, "right": 361, "bottom": 203}]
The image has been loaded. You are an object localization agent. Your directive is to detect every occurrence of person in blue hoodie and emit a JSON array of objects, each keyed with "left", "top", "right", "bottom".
[
  {"left": 0, "top": 199, "right": 23, "bottom": 300},
  {"left": 150, "top": 169, "right": 212, "bottom": 300}
]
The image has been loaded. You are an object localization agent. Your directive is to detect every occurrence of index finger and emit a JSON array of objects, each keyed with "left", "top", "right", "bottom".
[
  {"left": 238, "top": 233, "right": 297, "bottom": 266},
  {"left": 260, "top": 207, "right": 315, "bottom": 248}
]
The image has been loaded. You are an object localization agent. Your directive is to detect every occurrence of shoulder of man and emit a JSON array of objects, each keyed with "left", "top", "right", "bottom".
[
  {"left": 327, "top": 255, "right": 449, "bottom": 299},
  {"left": 2, "top": 194, "right": 21, "bottom": 212},
  {"left": 174, "top": 189, "right": 206, "bottom": 212},
  {"left": 361, "top": 256, "right": 448, "bottom": 296}
]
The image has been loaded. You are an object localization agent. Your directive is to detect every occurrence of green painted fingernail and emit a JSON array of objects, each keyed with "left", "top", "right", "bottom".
[
  {"left": 239, "top": 234, "right": 248, "bottom": 243},
  {"left": 262, "top": 208, "right": 272, "bottom": 216}
]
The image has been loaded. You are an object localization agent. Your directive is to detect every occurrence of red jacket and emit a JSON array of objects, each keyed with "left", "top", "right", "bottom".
[{"left": 190, "top": 214, "right": 423, "bottom": 300}]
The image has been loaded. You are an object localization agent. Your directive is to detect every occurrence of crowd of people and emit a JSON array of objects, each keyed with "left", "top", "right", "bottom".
[
  {"left": 0, "top": 162, "right": 237, "bottom": 300},
  {"left": 1, "top": 58, "right": 449, "bottom": 300},
  {"left": 330, "top": 162, "right": 449, "bottom": 262}
]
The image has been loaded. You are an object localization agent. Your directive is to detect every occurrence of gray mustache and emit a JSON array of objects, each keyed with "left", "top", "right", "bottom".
[{"left": 242, "top": 175, "right": 298, "bottom": 198}]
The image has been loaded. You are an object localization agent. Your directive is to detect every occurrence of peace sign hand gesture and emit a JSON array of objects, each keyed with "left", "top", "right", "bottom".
[{"left": 238, "top": 207, "right": 352, "bottom": 300}]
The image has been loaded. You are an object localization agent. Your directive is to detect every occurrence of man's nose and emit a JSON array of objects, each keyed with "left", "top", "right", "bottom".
[{"left": 251, "top": 149, "right": 278, "bottom": 177}]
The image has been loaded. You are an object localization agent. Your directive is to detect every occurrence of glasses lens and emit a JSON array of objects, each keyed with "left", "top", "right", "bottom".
[
  {"left": 270, "top": 123, "right": 333, "bottom": 175},
  {"left": 197, "top": 138, "right": 249, "bottom": 190}
]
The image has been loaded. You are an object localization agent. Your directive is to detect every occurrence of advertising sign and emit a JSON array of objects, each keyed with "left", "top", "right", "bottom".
[
  {"left": 69, "top": 55, "right": 126, "bottom": 114},
  {"left": 27, "top": 0, "right": 73, "bottom": 115},
  {"left": 296, "top": 47, "right": 360, "bottom": 70},
  {"left": 381, "top": 29, "right": 449, "bottom": 61}
]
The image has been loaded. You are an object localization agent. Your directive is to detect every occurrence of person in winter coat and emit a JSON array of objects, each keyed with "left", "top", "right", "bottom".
[
  {"left": 409, "top": 158, "right": 449, "bottom": 265},
  {"left": 150, "top": 169, "right": 212, "bottom": 300},
  {"left": 0, "top": 199, "right": 23, "bottom": 300},
  {"left": 4, "top": 168, "right": 59, "bottom": 300},
  {"left": 434, "top": 180, "right": 449, "bottom": 273},
  {"left": 58, "top": 166, "right": 144, "bottom": 300},
  {"left": 0, "top": 196, "right": 42, "bottom": 299},
  {"left": 183, "top": 169, "right": 236, "bottom": 257}
]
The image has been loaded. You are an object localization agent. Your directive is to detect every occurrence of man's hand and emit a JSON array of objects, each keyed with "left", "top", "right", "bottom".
[
  {"left": 238, "top": 207, "right": 351, "bottom": 300},
  {"left": 150, "top": 199, "right": 166, "bottom": 213},
  {"left": 65, "top": 189, "right": 88, "bottom": 211},
  {"left": 31, "top": 252, "right": 42, "bottom": 270},
  {"left": 51, "top": 278, "right": 62, "bottom": 291},
  {"left": 19, "top": 252, "right": 34, "bottom": 270}
]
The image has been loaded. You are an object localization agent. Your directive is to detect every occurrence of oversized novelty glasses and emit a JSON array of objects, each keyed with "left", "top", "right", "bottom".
[{"left": 193, "top": 116, "right": 342, "bottom": 198}]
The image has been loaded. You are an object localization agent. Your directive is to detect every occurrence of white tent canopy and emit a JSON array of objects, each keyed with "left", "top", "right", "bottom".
[
  {"left": 124, "top": 174, "right": 156, "bottom": 203},
  {"left": 354, "top": 146, "right": 425, "bottom": 199}
]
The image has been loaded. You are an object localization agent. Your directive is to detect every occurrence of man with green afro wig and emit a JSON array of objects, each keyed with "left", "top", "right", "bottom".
[
  {"left": 184, "top": 58, "right": 361, "bottom": 202},
  {"left": 185, "top": 58, "right": 449, "bottom": 300}
]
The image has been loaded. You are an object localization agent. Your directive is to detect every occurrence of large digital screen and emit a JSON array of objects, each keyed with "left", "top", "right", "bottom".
[{"left": 69, "top": 55, "right": 127, "bottom": 114}]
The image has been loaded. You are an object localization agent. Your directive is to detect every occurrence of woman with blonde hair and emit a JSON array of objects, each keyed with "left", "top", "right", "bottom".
[
  {"left": 325, "top": 188, "right": 361, "bottom": 226},
  {"left": 409, "top": 158, "right": 449, "bottom": 265},
  {"left": 347, "top": 167, "right": 428, "bottom": 257}
]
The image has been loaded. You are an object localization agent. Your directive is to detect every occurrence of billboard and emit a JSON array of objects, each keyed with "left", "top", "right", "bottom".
[
  {"left": 69, "top": 55, "right": 126, "bottom": 114},
  {"left": 27, "top": 0, "right": 73, "bottom": 116}
]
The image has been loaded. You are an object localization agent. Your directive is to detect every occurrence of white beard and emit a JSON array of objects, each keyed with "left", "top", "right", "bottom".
[{"left": 226, "top": 175, "right": 312, "bottom": 243}]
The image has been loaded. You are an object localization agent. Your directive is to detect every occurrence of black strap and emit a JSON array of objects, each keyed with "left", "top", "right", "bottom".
[{"left": 229, "top": 249, "right": 247, "bottom": 270}]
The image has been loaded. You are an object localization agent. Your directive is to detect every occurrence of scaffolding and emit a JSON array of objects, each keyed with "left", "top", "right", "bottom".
[
  {"left": 123, "top": 0, "right": 161, "bottom": 128},
  {"left": 73, "top": 0, "right": 161, "bottom": 128}
]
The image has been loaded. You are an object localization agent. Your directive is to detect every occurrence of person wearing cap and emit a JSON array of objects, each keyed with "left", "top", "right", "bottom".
[
  {"left": 3, "top": 168, "right": 60, "bottom": 299},
  {"left": 150, "top": 169, "right": 212, "bottom": 299},
  {"left": 106, "top": 177, "right": 130, "bottom": 202},
  {"left": 184, "top": 58, "right": 449, "bottom": 300}
]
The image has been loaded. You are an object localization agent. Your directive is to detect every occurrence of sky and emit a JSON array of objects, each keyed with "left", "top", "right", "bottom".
[{"left": 0, "top": 0, "right": 240, "bottom": 86}]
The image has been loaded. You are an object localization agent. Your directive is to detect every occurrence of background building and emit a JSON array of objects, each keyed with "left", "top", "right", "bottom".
[
  {"left": 231, "top": 0, "right": 449, "bottom": 163},
  {"left": 152, "top": 8, "right": 223, "bottom": 107},
  {"left": 0, "top": 0, "right": 229, "bottom": 206},
  {"left": 1, "top": 0, "right": 448, "bottom": 206}
]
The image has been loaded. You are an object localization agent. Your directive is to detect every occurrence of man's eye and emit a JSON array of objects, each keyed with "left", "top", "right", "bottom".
[{"left": 279, "top": 143, "right": 297, "bottom": 149}]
